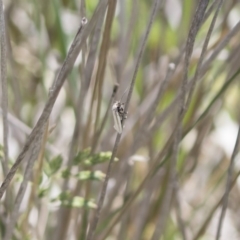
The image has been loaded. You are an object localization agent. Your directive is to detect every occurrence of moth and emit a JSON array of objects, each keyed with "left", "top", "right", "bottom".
[{"left": 112, "top": 101, "right": 127, "bottom": 134}]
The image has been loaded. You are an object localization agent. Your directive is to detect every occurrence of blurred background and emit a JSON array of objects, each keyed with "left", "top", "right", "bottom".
[{"left": 0, "top": 0, "right": 240, "bottom": 239}]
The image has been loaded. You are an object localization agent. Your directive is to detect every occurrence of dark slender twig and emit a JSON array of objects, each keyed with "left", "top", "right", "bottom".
[
  {"left": 51, "top": 3, "right": 109, "bottom": 240},
  {"left": 193, "top": 170, "right": 240, "bottom": 240},
  {"left": 203, "top": 0, "right": 220, "bottom": 23},
  {"left": 132, "top": 172, "right": 163, "bottom": 240},
  {"left": 202, "top": 19, "right": 240, "bottom": 72},
  {"left": 132, "top": 63, "right": 175, "bottom": 153},
  {"left": 80, "top": 9, "right": 106, "bottom": 148},
  {"left": 184, "top": 67, "right": 240, "bottom": 136},
  {"left": 3, "top": 126, "right": 46, "bottom": 240},
  {"left": 174, "top": 178, "right": 187, "bottom": 240},
  {"left": 148, "top": 18, "right": 240, "bottom": 145},
  {"left": 98, "top": 63, "right": 240, "bottom": 240},
  {"left": 0, "top": 0, "right": 9, "bottom": 176},
  {"left": 86, "top": 1, "right": 162, "bottom": 239},
  {"left": 0, "top": 17, "right": 89, "bottom": 199},
  {"left": 94, "top": 0, "right": 117, "bottom": 135},
  {"left": 151, "top": 2, "right": 210, "bottom": 239},
  {"left": 84, "top": 0, "right": 116, "bottom": 147},
  {"left": 101, "top": 4, "right": 239, "bottom": 239},
  {"left": 91, "top": 84, "right": 119, "bottom": 152},
  {"left": 116, "top": 0, "right": 139, "bottom": 82},
  {"left": 85, "top": 13, "right": 106, "bottom": 90},
  {"left": 185, "top": 0, "right": 224, "bottom": 110},
  {"left": 0, "top": 108, "right": 60, "bottom": 156},
  {"left": 216, "top": 122, "right": 240, "bottom": 239},
  {"left": 123, "top": 0, "right": 162, "bottom": 114},
  {"left": 6, "top": 28, "right": 22, "bottom": 118}
]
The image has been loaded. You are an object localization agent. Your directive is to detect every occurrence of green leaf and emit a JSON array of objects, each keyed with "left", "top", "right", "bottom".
[
  {"left": 38, "top": 187, "right": 49, "bottom": 198},
  {"left": 61, "top": 196, "right": 97, "bottom": 209},
  {"left": 49, "top": 155, "right": 63, "bottom": 175},
  {"left": 51, "top": 192, "right": 97, "bottom": 209},
  {"left": 73, "top": 149, "right": 119, "bottom": 166},
  {"left": 61, "top": 169, "right": 71, "bottom": 179},
  {"left": 51, "top": 191, "right": 71, "bottom": 202},
  {"left": 83, "top": 152, "right": 118, "bottom": 166},
  {"left": 74, "top": 170, "right": 105, "bottom": 181},
  {"left": 73, "top": 148, "right": 91, "bottom": 165}
]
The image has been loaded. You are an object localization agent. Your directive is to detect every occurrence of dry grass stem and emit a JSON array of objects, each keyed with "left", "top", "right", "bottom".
[{"left": 1, "top": 1, "right": 239, "bottom": 239}]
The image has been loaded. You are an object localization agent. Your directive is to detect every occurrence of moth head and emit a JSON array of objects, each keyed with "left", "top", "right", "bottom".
[{"left": 118, "top": 103, "right": 124, "bottom": 114}]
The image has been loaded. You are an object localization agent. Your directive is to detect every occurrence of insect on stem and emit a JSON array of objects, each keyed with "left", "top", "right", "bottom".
[{"left": 112, "top": 101, "right": 127, "bottom": 134}]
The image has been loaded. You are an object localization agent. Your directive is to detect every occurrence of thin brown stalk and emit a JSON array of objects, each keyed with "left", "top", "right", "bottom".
[
  {"left": 151, "top": 1, "right": 210, "bottom": 239},
  {"left": 116, "top": 0, "right": 139, "bottom": 82},
  {"left": 80, "top": 0, "right": 86, "bottom": 17},
  {"left": 98, "top": 130, "right": 173, "bottom": 240},
  {"left": 202, "top": 19, "right": 240, "bottom": 73},
  {"left": 101, "top": 50, "right": 185, "bottom": 215},
  {"left": 80, "top": 4, "right": 107, "bottom": 151},
  {"left": 79, "top": 4, "right": 117, "bottom": 234},
  {"left": 193, "top": 170, "right": 240, "bottom": 240},
  {"left": 83, "top": 0, "right": 116, "bottom": 148},
  {"left": 132, "top": 172, "right": 163, "bottom": 240},
  {"left": 94, "top": 0, "right": 117, "bottom": 135},
  {"left": 75, "top": 86, "right": 117, "bottom": 240},
  {"left": 0, "top": 0, "right": 9, "bottom": 176},
  {"left": 0, "top": 108, "right": 61, "bottom": 156},
  {"left": 216, "top": 122, "right": 240, "bottom": 239},
  {"left": 185, "top": 0, "right": 224, "bottom": 110},
  {"left": 203, "top": 0, "right": 220, "bottom": 23},
  {"left": 174, "top": 180, "right": 187, "bottom": 240},
  {"left": 108, "top": 0, "right": 218, "bottom": 145},
  {"left": 85, "top": 11, "right": 106, "bottom": 90},
  {"left": 132, "top": 63, "right": 175, "bottom": 154},
  {"left": 70, "top": 13, "right": 88, "bottom": 240},
  {"left": 69, "top": 11, "right": 111, "bottom": 238},
  {"left": 100, "top": 71, "right": 173, "bottom": 213},
  {"left": 149, "top": 18, "right": 240, "bottom": 144},
  {"left": 21, "top": 122, "right": 49, "bottom": 235},
  {"left": 0, "top": 16, "right": 89, "bottom": 199},
  {"left": 77, "top": 4, "right": 111, "bottom": 240},
  {"left": 51, "top": 3, "right": 109, "bottom": 240},
  {"left": 100, "top": 4, "right": 171, "bottom": 213},
  {"left": 4, "top": 135, "right": 43, "bottom": 240},
  {"left": 117, "top": 164, "right": 133, "bottom": 240},
  {"left": 99, "top": 60, "right": 240, "bottom": 237},
  {"left": 6, "top": 32, "right": 22, "bottom": 118},
  {"left": 86, "top": 1, "right": 162, "bottom": 239},
  {"left": 3, "top": 122, "right": 48, "bottom": 240},
  {"left": 86, "top": 132, "right": 121, "bottom": 240},
  {"left": 91, "top": 84, "right": 118, "bottom": 152},
  {"left": 123, "top": 0, "right": 163, "bottom": 114}
]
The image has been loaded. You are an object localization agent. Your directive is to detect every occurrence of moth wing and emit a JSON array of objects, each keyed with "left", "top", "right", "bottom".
[{"left": 112, "top": 108, "right": 122, "bottom": 134}]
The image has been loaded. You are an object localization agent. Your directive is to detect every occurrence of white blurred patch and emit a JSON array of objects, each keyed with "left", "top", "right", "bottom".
[
  {"left": 61, "top": 10, "right": 80, "bottom": 35},
  {"left": 54, "top": 107, "right": 75, "bottom": 153},
  {"left": 0, "top": 118, "right": 20, "bottom": 160},
  {"left": 129, "top": 154, "right": 149, "bottom": 163},
  {"left": 210, "top": 111, "right": 238, "bottom": 157},
  {"left": 165, "top": 0, "right": 182, "bottom": 29},
  {"left": 218, "top": 49, "right": 229, "bottom": 61},
  {"left": 228, "top": 8, "right": 240, "bottom": 29},
  {"left": 50, "top": 87, "right": 67, "bottom": 123},
  {"left": 29, "top": 207, "right": 38, "bottom": 227},
  {"left": 208, "top": 209, "right": 239, "bottom": 240},
  {"left": 181, "top": 129, "right": 197, "bottom": 151},
  {"left": 19, "top": 182, "right": 31, "bottom": 212}
]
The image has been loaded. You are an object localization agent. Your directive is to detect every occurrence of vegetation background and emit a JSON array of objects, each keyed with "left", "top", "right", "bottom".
[{"left": 0, "top": 0, "right": 240, "bottom": 239}]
